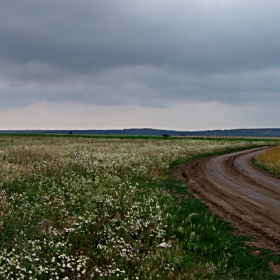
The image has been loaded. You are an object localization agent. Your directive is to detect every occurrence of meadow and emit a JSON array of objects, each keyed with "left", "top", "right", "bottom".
[
  {"left": 254, "top": 144, "right": 280, "bottom": 177},
  {"left": 0, "top": 135, "right": 279, "bottom": 279}
]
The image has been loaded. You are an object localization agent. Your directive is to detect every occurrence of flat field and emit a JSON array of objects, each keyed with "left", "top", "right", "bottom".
[
  {"left": 254, "top": 144, "right": 280, "bottom": 177},
  {"left": 0, "top": 135, "right": 279, "bottom": 279}
]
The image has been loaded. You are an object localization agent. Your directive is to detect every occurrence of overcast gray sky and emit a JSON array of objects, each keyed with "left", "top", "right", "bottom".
[{"left": 1, "top": 0, "right": 280, "bottom": 130}]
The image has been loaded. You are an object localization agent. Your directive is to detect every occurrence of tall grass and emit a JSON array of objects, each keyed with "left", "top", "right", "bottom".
[
  {"left": 254, "top": 144, "right": 280, "bottom": 177},
  {"left": 0, "top": 136, "right": 278, "bottom": 279}
]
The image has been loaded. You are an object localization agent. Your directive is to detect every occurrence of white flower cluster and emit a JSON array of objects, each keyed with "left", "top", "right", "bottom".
[
  {"left": 0, "top": 239, "right": 88, "bottom": 279},
  {"left": 0, "top": 137, "right": 269, "bottom": 278}
]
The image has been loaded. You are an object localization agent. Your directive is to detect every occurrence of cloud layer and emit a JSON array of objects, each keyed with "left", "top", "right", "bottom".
[{"left": 1, "top": 1, "right": 280, "bottom": 129}]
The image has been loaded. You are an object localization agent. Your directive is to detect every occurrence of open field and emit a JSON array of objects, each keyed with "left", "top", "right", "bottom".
[
  {"left": 254, "top": 144, "right": 280, "bottom": 177},
  {"left": 0, "top": 135, "right": 279, "bottom": 279}
]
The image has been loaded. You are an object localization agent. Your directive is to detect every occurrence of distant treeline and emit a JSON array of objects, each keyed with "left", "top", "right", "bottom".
[{"left": 1, "top": 128, "right": 280, "bottom": 137}]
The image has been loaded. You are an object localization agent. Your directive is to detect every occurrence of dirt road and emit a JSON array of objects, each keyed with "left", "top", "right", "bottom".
[{"left": 181, "top": 147, "right": 280, "bottom": 253}]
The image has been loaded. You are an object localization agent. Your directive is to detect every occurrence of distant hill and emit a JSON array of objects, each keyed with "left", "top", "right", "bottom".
[{"left": 1, "top": 128, "right": 280, "bottom": 137}]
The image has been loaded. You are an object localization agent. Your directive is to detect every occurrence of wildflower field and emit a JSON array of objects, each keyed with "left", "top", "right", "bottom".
[
  {"left": 254, "top": 144, "right": 280, "bottom": 177},
  {"left": 0, "top": 135, "right": 279, "bottom": 279}
]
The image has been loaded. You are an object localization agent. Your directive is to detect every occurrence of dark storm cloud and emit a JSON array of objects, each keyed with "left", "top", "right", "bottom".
[{"left": 1, "top": 0, "right": 280, "bottom": 109}]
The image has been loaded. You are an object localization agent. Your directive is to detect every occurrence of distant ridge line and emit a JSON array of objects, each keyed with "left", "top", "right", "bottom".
[{"left": 0, "top": 128, "right": 280, "bottom": 137}]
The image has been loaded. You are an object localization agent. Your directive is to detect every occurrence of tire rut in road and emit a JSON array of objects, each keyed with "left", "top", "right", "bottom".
[{"left": 181, "top": 147, "right": 280, "bottom": 253}]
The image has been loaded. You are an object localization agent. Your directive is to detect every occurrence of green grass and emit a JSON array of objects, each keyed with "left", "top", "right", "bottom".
[
  {"left": 1, "top": 132, "right": 280, "bottom": 142},
  {"left": 0, "top": 136, "right": 279, "bottom": 279}
]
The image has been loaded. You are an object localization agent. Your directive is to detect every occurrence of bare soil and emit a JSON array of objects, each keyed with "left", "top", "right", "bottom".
[{"left": 175, "top": 147, "right": 280, "bottom": 272}]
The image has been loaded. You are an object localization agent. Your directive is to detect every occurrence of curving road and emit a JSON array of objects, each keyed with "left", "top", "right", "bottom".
[{"left": 182, "top": 147, "right": 280, "bottom": 252}]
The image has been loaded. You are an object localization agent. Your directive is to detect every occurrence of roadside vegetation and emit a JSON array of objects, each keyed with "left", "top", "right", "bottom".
[
  {"left": 254, "top": 144, "right": 280, "bottom": 177},
  {"left": 0, "top": 135, "right": 279, "bottom": 279}
]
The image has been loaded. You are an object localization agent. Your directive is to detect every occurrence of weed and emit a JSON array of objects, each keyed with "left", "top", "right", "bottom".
[{"left": 0, "top": 136, "right": 279, "bottom": 279}]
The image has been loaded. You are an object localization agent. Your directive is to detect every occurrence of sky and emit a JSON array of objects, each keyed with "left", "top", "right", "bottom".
[{"left": 1, "top": 0, "right": 280, "bottom": 131}]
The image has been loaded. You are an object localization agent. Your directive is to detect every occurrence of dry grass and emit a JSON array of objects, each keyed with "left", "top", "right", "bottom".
[{"left": 255, "top": 145, "right": 280, "bottom": 176}]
